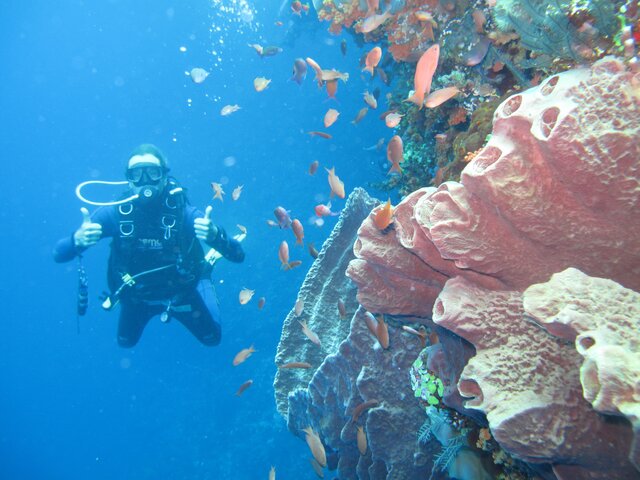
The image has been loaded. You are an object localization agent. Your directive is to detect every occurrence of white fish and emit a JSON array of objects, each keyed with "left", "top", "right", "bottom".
[{"left": 190, "top": 67, "right": 209, "bottom": 84}]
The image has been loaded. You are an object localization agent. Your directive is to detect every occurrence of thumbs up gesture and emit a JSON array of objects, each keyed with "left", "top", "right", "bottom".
[
  {"left": 73, "top": 207, "right": 103, "bottom": 248},
  {"left": 194, "top": 206, "right": 218, "bottom": 243}
]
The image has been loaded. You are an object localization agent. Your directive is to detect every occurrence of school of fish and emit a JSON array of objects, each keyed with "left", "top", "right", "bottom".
[{"left": 194, "top": 1, "right": 459, "bottom": 476}]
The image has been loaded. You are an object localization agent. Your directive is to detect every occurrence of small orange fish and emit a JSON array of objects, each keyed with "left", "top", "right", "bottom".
[
  {"left": 402, "top": 325, "right": 427, "bottom": 347},
  {"left": 279, "top": 361, "right": 312, "bottom": 369},
  {"left": 257, "top": 297, "right": 266, "bottom": 310},
  {"left": 254, "top": 77, "right": 271, "bottom": 92},
  {"left": 364, "top": 311, "right": 378, "bottom": 336},
  {"left": 235, "top": 379, "right": 253, "bottom": 396},
  {"left": 239, "top": 288, "right": 255, "bottom": 305},
  {"left": 357, "top": 10, "right": 392, "bottom": 33},
  {"left": 351, "top": 399, "right": 379, "bottom": 423},
  {"left": 323, "top": 108, "right": 340, "bottom": 128},
  {"left": 405, "top": 44, "right": 440, "bottom": 109},
  {"left": 309, "top": 160, "right": 319, "bottom": 175},
  {"left": 415, "top": 11, "right": 437, "bottom": 41},
  {"left": 351, "top": 107, "right": 369, "bottom": 124},
  {"left": 284, "top": 260, "right": 302, "bottom": 271},
  {"left": 337, "top": 299, "right": 346, "bottom": 319},
  {"left": 220, "top": 104, "right": 241, "bottom": 116},
  {"left": 233, "top": 344, "right": 256, "bottom": 366},
  {"left": 384, "top": 112, "right": 404, "bottom": 128},
  {"left": 279, "top": 240, "right": 290, "bottom": 268},
  {"left": 299, "top": 320, "right": 321, "bottom": 346},
  {"left": 363, "top": 91, "right": 377, "bottom": 109},
  {"left": 315, "top": 202, "right": 338, "bottom": 217},
  {"left": 211, "top": 182, "right": 224, "bottom": 201},
  {"left": 326, "top": 79, "right": 338, "bottom": 100},
  {"left": 375, "top": 314, "right": 389, "bottom": 349},
  {"left": 425, "top": 86, "right": 460, "bottom": 108},
  {"left": 357, "top": 426, "right": 367, "bottom": 455},
  {"left": 232, "top": 185, "right": 243, "bottom": 201},
  {"left": 387, "top": 135, "right": 404, "bottom": 174},
  {"left": 303, "top": 427, "right": 327, "bottom": 467},
  {"left": 292, "top": 218, "right": 304, "bottom": 245},
  {"left": 373, "top": 199, "right": 394, "bottom": 230},
  {"left": 275, "top": 21, "right": 283, "bottom": 26},
  {"left": 362, "top": 46, "right": 382, "bottom": 75},
  {"left": 326, "top": 167, "right": 345, "bottom": 199},
  {"left": 308, "top": 131, "right": 332, "bottom": 139},
  {"left": 308, "top": 242, "right": 319, "bottom": 259}
]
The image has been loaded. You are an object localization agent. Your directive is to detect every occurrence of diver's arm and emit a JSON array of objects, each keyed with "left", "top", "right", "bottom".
[
  {"left": 207, "top": 225, "right": 245, "bottom": 263},
  {"left": 53, "top": 207, "right": 116, "bottom": 263},
  {"left": 190, "top": 206, "right": 245, "bottom": 263}
]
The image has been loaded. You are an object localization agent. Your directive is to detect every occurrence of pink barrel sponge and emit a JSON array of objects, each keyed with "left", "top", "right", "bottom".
[{"left": 348, "top": 57, "right": 640, "bottom": 316}]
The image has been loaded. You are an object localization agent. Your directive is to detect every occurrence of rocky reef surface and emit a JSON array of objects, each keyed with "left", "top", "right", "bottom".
[{"left": 274, "top": 58, "right": 640, "bottom": 479}]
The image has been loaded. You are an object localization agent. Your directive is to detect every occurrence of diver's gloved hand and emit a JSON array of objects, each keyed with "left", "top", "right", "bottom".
[
  {"left": 73, "top": 207, "right": 103, "bottom": 248},
  {"left": 194, "top": 206, "right": 219, "bottom": 243}
]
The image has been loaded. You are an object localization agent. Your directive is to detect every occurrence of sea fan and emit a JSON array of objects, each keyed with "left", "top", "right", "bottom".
[
  {"left": 417, "top": 419, "right": 432, "bottom": 445},
  {"left": 492, "top": 0, "right": 616, "bottom": 62},
  {"left": 429, "top": 435, "right": 468, "bottom": 480}
]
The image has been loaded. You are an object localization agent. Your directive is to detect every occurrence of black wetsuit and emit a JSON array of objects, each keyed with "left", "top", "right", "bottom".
[{"left": 54, "top": 188, "right": 244, "bottom": 347}]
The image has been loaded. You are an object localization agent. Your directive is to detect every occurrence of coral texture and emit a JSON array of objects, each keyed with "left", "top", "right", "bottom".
[
  {"left": 287, "top": 307, "right": 432, "bottom": 479},
  {"left": 523, "top": 267, "right": 640, "bottom": 470},
  {"left": 349, "top": 57, "right": 640, "bottom": 317},
  {"left": 345, "top": 57, "right": 640, "bottom": 477},
  {"left": 274, "top": 188, "right": 379, "bottom": 416},
  {"left": 433, "top": 275, "right": 638, "bottom": 479}
]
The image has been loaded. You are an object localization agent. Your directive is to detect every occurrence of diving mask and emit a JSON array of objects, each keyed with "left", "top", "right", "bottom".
[{"left": 126, "top": 166, "right": 165, "bottom": 184}]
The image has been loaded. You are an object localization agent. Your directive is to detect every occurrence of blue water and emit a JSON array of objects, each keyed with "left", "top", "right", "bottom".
[{"left": 1, "top": 1, "right": 392, "bottom": 478}]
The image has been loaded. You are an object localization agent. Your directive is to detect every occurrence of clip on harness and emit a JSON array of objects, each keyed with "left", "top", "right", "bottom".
[{"left": 103, "top": 187, "right": 187, "bottom": 311}]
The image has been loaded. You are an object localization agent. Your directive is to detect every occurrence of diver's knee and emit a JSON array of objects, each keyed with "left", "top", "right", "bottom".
[{"left": 199, "top": 332, "right": 220, "bottom": 347}]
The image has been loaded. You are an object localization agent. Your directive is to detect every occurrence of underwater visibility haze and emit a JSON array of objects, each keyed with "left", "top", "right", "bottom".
[{"left": 1, "top": 0, "right": 639, "bottom": 479}]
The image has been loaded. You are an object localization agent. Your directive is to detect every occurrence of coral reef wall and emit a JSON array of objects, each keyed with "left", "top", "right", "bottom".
[
  {"left": 275, "top": 57, "right": 639, "bottom": 479},
  {"left": 274, "top": 188, "right": 379, "bottom": 416},
  {"left": 349, "top": 57, "right": 640, "bottom": 317}
]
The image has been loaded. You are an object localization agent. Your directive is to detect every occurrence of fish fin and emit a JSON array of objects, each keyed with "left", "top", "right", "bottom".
[{"left": 387, "top": 163, "right": 402, "bottom": 174}]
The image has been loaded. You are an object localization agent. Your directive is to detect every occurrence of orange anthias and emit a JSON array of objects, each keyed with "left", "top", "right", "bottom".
[
  {"left": 406, "top": 44, "right": 440, "bottom": 109},
  {"left": 278, "top": 240, "right": 290, "bottom": 268},
  {"left": 233, "top": 345, "right": 256, "bottom": 366},
  {"left": 292, "top": 218, "right": 304, "bottom": 245},
  {"left": 323, "top": 108, "right": 340, "bottom": 128},
  {"left": 386, "top": 135, "right": 404, "bottom": 174},
  {"left": 326, "top": 167, "right": 345, "bottom": 198},
  {"left": 373, "top": 199, "right": 394, "bottom": 230},
  {"left": 362, "top": 46, "right": 382, "bottom": 75},
  {"left": 425, "top": 86, "right": 460, "bottom": 108}
]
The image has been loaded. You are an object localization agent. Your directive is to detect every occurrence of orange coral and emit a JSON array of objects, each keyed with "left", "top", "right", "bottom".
[
  {"left": 463, "top": 148, "right": 483, "bottom": 163},
  {"left": 448, "top": 107, "right": 468, "bottom": 126}
]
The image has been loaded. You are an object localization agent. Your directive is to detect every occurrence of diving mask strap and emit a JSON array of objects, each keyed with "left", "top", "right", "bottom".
[{"left": 75, "top": 180, "right": 140, "bottom": 206}]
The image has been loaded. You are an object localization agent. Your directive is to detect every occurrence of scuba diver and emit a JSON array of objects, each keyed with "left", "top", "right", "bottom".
[{"left": 53, "top": 144, "right": 244, "bottom": 347}]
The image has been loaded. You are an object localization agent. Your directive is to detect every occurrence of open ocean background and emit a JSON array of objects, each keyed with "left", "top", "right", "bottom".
[{"left": 0, "top": 1, "right": 394, "bottom": 478}]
